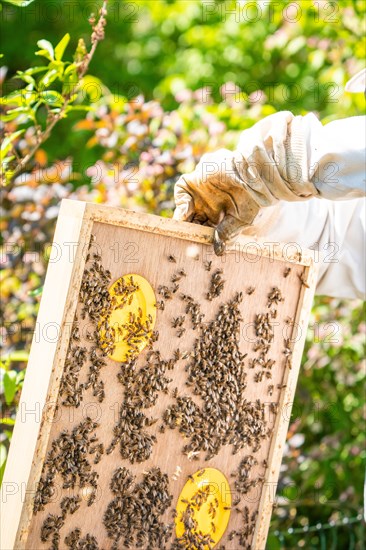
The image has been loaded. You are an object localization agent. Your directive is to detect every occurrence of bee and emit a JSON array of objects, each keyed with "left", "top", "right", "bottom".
[
  {"left": 171, "top": 282, "right": 180, "bottom": 294},
  {"left": 172, "top": 316, "right": 185, "bottom": 328},
  {"left": 173, "top": 349, "right": 181, "bottom": 362},
  {"left": 233, "top": 495, "right": 241, "bottom": 506},
  {"left": 299, "top": 272, "right": 310, "bottom": 288},
  {"left": 158, "top": 285, "right": 172, "bottom": 299},
  {"left": 168, "top": 254, "right": 177, "bottom": 263},
  {"left": 246, "top": 286, "right": 255, "bottom": 295},
  {"left": 254, "top": 371, "right": 264, "bottom": 383},
  {"left": 284, "top": 267, "right": 291, "bottom": 278}
]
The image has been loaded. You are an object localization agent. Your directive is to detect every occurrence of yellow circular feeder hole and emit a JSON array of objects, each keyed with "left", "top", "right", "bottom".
[
  {"left": 175, "top": 468, "right": 231, "bottom": 547},
  {"left": 101, "top": 274, "right": 156, "bottom": 362}
]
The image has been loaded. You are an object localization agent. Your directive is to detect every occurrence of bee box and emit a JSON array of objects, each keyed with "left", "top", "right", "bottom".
[{"left": 1, "top": 199, "right": 317, "bottom": 550}]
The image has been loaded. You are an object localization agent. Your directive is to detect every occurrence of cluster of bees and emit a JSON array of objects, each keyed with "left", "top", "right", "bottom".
[
  {"left": 34, "top": 418, "right": 101, "bottom": 549},
  {"left": 231, "top": 455, "right": 262, "bottom": 497},
  {"left": 34, "top": 418, "right": 100, "bottom": 514},
  {"left": 163, "top": 292, "right": 271, "bottom": 461},
  {"left": 106, "top": 350, "right": 178, "bottom": 463},
  {"left": 228, "top": 507, "right": 259, "bottom": 550},
  {"left": 103, "top": 466, "right": 173, "bottom": 549},
  {"left": 172, "top": 505, "right": 215, "bottom": 550},
  {"left": 33, "top": 234, "right": 297, "bottom": 549},
  {"left": 64, "top": 529, "right": 99, "bottom": 550},
  {"left": 60, "top": 239, "right": 114, "bottom": 408},
  {"left": 172, "top": 481, "right": 226, "bottom": 550}
]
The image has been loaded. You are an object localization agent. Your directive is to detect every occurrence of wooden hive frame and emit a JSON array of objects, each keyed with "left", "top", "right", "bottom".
[{"left": 1, "top": 199, "right": 318, "bottom": 550}]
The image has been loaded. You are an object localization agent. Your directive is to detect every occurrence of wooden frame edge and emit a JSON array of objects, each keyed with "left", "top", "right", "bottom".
[
  {"left": 1, "top": 200, "right": 90, "bottom": 550},
  {"left": 85, "top": 202, "right": 313, "bottom": 267},
  {"left": 252, "top": 262, "right": 318, "bottom": 549}
]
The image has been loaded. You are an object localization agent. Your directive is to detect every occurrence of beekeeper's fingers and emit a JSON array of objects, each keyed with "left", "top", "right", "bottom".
[{"left": 213, "top": 215, "right": 245, "bottom": 256}]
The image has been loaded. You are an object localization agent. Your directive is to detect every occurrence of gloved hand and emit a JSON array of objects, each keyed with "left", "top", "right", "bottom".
[{"left": 173, "top": 149, "right": 260, "bottom": 255}]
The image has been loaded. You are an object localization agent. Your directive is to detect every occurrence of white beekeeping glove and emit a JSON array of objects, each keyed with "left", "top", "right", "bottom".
[
  {"left": 174, "top": 149, "right": 260, "bottom": 255},
  {"left": 174, "top": 111, "right": 365, "bottom": 255}
]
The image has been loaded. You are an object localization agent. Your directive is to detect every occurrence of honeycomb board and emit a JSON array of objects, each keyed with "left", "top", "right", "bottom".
[{"left": 1, "top": 200, "right": 317, "bottom": 550}]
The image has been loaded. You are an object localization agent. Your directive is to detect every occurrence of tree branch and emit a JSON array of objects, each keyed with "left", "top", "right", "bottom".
[{"left": 9, "top": 0, "right": 108, "bottom": 185}]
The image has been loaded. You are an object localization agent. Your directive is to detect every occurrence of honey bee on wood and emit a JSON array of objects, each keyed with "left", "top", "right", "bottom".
[{"left": 299, "top": 272, "right": 310, "bottom": 288}]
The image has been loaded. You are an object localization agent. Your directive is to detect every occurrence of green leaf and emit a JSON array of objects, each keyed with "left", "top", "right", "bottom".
[
  {"left": 79, "top": 75, "right": 107, "bottom": 102},
  {"left": 62, "top": 63, "right": 78, "bottom": 95},
  {"left": 266, "top": 534, "right": 281, "bottom": 550},
  {"left": 1, "top": 155, "right": 15, "bottom": 166},
  {"left": 2, "top": 371, "right": 17, "bottom": 405},
  {"left": 0, "top": 108, "right": 28, "bottom": 122},
  {"left": 16, "top": 371, "right": 25, "bottom": 385},
  {"left": 14, "top": 73, "right": 35, "bottom": 85},
  {"left": 1, "top": 0, "right": 35, "bottom": 5},
  {"left": 39, "top": 68, "right": 59, "bottom": 87},
  {"left": 65, "top": 105, "right": 94, "bottom": 114},
  {"left": 40, "top": 90, "right": 64, "bottom": 106},
  {"left": 1, "top": 130, "right": 25, "bottom": 160},
  {"left": 0, "top": 444, "right": 7, "bottom": 486},
  {"left": 0, "top": 91, "right": 37, "bottom": 107},
  {"left": 22, "top": 66, "right": 49, "bottom": 75},
  {"left": 28, "top": 285, "right": 43, "bottom": 297},
  {"left": 1, "top": 350, "right": 29, "bottom": 363},
  {"left": 55, "top": 33, "right": 70, "bottom": 61},
  {"left": 0, "top": 418, "right": 15, "bottom": 426},
  {"left": 36, "top": 39, "right": 54, "bottom": 61}
]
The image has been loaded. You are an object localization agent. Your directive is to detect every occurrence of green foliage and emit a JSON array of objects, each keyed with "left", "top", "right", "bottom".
[
  {"left": 1, "top": 0, "right": 365, "bottom": 167},
  {"left": 1, "top": 0, "right": 34, "bottom": 6},
  {"left": 0, "top": 1, "right": 365, "bottom": 546},
  {"left": 0, "top": 352, "right": 26, "bottom": 483},
  {"left": 0, "top": 444, "right": 7, "bottom": 485},
  {"left": 0, "top": 33, "right": 95, "bottom": 184},
  {"left": 269, "top": 298, "right": 365, "bottom": 547}
]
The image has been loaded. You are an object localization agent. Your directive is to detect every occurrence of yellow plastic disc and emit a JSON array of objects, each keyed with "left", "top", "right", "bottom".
[
  {"left": 103, "top": 274, "right": 156, "bottom": 362},
  {"left": 175, "top": 468, "right": 231, "bottom": 547}
]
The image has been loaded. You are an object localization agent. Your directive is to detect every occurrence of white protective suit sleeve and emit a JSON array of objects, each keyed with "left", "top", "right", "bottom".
[
  {"left": 255, "top": 198, "right": 366, "bottom": 300},
  {"left": 237, "top": 112, "right": 366, "bottom": 299},
  {"left": 236, "top": 112, "right": 365, "bottom": 204}
]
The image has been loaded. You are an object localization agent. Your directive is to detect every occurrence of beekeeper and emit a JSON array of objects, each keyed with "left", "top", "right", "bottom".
[{"left": 173, "top": 69, "right": 366, "bottom": 300}]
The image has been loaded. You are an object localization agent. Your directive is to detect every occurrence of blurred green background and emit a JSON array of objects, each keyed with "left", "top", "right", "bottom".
[{"left": 1, "top": 0, "right": 365, "bottom": 548}]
